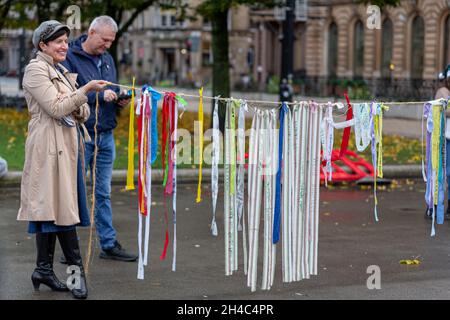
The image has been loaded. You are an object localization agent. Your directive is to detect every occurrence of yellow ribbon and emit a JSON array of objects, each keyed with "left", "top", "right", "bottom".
[
  {"left": 432, "top": 105, "right": 441, "bottom": 205},
  {"left": 196, "top": 87, "right": 204, "bottom": 203},
  {"left": 126, "top": 77, "right": 136, "bottom": 190}
]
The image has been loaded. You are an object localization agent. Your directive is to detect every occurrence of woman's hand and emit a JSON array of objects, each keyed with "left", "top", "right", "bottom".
[{"left": 82, "top": 80, "right": 109, "bottom": 94}]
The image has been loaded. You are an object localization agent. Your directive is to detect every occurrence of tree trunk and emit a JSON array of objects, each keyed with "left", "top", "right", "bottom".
[{"left": 211, "top": 9, "right": 230, "bottom": 133}]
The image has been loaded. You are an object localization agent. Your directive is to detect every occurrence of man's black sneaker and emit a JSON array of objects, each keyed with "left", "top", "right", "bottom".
[{"left": 99, "top": 241, "right": 138, "bottom": 262}]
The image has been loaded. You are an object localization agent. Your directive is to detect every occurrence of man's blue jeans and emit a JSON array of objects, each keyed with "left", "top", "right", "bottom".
[{"left": 85, "top": 130, "right": 116, "bottom": 250}]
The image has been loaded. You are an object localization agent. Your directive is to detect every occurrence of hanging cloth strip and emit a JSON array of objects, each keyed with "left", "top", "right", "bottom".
[
  {"left": 211, "top": 97, "right": 220, "bottom": 236},
  {"left": 299, "top": 102, "right": 309, "bottom": 280},
  {"left": 224, "top": 100, "right": 238, "bottom": 275},
  {"left": 273, "top": 103, "right": 289, "bottom": 244},
  {"left": 137, "top": 88, "right": 149, "bottom": 217},
  {"left": 313, "top": 103, "right": 322, "bottom": 275},
  {"left": 196, "top": 87, "right": 204, "bottom": 203},
  {"left": 353, "top": 103, "right": 372, "bottom": 152},
  {"left": 172, "top": 95, "right": 186, "bottom": 271},
  {"left": 320, "top": 102, "right": 334, "bottom": 182},
  {"left": 171, "top": 97, "right": 179, "bottom": 271},
  {"left": 236, "top": 100, "right": 248, "bottom": 276},
  {"left": 231, "top": 99, "right": 239, "bottom": 271},
  {"left": 160, "top": 92, "right": 177, "bottom": 260},
  {"left": 144, "top": 90, "right": 153, "bottom": 269},
  {"left": 304, "top": 102, "right": 322, "bottom": 278},
  {"left": 319, "top": 94, "right": 354, "bottom": 167},
  {"left": 247, "top": 109, "right": 263, "bottom": 291},
  {"left": 162, "top": 92, "right": 176, "bottom": 193},
  {"left": 309, "top": 102, "right": 322, "bottom": 276},
  {"left": 136, "top": 87, "right": 151, "bottom": 279},
  {"left": 424, "top": 99, "right": 447, "bottom": 236},
  {"left": 370, "top": 102, "right": 389, "bottom": 222},
  {"left": 126, "top": 77, "right": 136, "bottom": 190},
  {"left": 282, "top": 106, "right": 293, "bottom": 282},
  {"left": 261, "top": 109, "right": 277, "bottom": 290},
  {"left": 333, "top": 93, "right": 354, "bottom": 161},
  {"left": 149, "top": 87, "right": 161, "bottom": 164},
  {"left": 291, "top": 103, "right": 301, "bottom": 282}
]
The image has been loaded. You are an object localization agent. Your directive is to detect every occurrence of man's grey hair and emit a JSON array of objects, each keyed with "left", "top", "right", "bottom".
[{"left": 89, "top": 16, "right": 118, "bottom": 33}]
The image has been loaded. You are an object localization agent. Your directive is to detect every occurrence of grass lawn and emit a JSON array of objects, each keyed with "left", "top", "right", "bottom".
[{"left": 0, "top": 107, "right": 422, "bottom": 171}]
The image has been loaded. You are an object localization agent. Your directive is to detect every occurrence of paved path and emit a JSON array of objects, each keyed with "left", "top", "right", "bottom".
[
  {"left": 382, "top": 118, "right": 423, "bottom": 140},
  {"left": 2, "top": 181, "right": 450, "bottom": 300}
]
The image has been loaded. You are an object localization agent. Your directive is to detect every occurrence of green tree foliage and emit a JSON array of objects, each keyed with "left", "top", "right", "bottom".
[
  {"left": 0, "top": 0, "right": 181, "bottom": 72},
  {"left": 195, "top": 0, "right": 279, "bottom": 131}
]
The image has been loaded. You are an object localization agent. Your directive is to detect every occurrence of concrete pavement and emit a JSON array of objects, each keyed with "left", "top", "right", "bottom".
[{"left": 2, "top": 180, "right": 450, "bottom": 300}]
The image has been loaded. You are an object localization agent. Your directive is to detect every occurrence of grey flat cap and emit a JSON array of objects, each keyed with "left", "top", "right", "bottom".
[{"left": 32, "top": 20, "right": 70, "bottom": 49}]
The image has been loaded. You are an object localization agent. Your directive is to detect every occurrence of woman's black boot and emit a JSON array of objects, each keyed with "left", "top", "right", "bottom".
[
  {"left": 31, "top": 232, "right": 69, "bottom": 292},
  {"left": 57, "top": 230, "right": 88, "bottom": 299}
]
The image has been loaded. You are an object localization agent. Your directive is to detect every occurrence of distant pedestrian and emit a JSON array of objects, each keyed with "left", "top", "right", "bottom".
[{"left": 280, "top": 78, "right": 293, "bottom": 102}]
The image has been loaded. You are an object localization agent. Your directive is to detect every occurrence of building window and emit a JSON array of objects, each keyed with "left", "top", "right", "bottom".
[
  {"left": 411, "top": 16, "right": 424, "bottom": 79},
  {"left": 444, "top": 15, "right": 450, "bottom": 69},
  {"left": 381, "top": 19, "right": 393, "bottom": 78},
  {"left": 161, "top": 15, "right": 167, "bottom": 27},
  {"left": 202, "top": 41, "right": 212, "bottom": 66},
  {"left": 328, "top": 22, "right": 338, "bottom": 77},
  {"left": 353, "top": 20, "right": 364, "bottom": 78}
]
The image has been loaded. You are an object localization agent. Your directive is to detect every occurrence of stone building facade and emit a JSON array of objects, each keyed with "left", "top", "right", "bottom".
[
  {"left": 303, "top": 0, "right": 450, "bottom": 80},
  {"left": 118, "top": 1, "right": 255, "bottom": 89},
  {"left": 2, "top": 0, "right": 448, "bottom": 99},
  {"left": 250, "top": 0, "right": 450, "bottom": 98}
]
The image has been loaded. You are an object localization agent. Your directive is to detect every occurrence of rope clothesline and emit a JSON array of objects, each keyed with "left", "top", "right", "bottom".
[{"left": 106, "top": 81, "right": 445, "bottom": 108}]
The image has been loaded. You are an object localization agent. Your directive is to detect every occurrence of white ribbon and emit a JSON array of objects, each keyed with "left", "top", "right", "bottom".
[
  {"left": 313, "top": 105, "right": 323, "bottom": 275},
  {"left": 261, "top": 109, "right": 278, "bottom": 290},
  {"left": 211, "top": 97, "right": 220, "bottom": 236},
  {"left": 247, "top": 110, "right": 263, "bottom": 291},
  {"left": 236, "top": 100, "right": 248, "bottom": 276},
  {"left": 144, "top": 91, "right": 151, "bottom": 268},
  {"left": 354, "top": 103, "right": 372, "bottom": 152},
  {"left": 320, "top": 102, "right": 334, "bottom": 182},
  {"left": 172, "top": 100, "right": 179, "bottom": 272},
  {"left": 236, "top": 100, "right": 247, "bottom": 232}
]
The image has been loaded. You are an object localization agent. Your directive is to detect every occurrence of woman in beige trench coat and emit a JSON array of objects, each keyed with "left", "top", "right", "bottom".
[{"left": 17, "top": 20, "right": 107, "bottom": 299}]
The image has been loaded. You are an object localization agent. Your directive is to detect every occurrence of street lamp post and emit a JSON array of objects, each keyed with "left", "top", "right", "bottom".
[{"left": 279, "top": 0, "right": 295, "bottom": 102}]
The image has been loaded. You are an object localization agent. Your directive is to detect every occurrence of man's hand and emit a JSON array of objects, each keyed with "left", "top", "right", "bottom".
[
  {"left": 104, "top": 89, "right": 118, "bottom": 102},
  {"left": 117, "top": 98, "right": 131, "bottom": 107}
]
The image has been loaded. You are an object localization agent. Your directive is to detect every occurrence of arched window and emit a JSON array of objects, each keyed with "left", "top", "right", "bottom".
[
  {"left": 381, "top": 19, "right": 393, "bottom": 78},
  {"left": 443, "top": 15, "right": 450, "bottom": 69},
  {"left": 353, "top": 20, "right": 364, "bottom": 78},
  {"left": 411, "top": 16, "right": 424, "bottom": 79},
  {"left": 328, "top": 22, "right": 338, "bottom": 77}
]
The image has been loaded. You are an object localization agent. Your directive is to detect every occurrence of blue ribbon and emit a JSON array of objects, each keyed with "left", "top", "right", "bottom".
[
  {"left": 148, "top": 86, "right": 162, "bottom": 164},
  {"left": 437, "top": 106, "right": 445, "bottom": 224},
  {"left": 273, "top": 103, "right": 288, "bottom": 244}
]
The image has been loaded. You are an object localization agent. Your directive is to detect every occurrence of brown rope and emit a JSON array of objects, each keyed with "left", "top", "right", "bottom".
[{"left": 84, "top": 92, "right": 99, "bottom": 275}]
